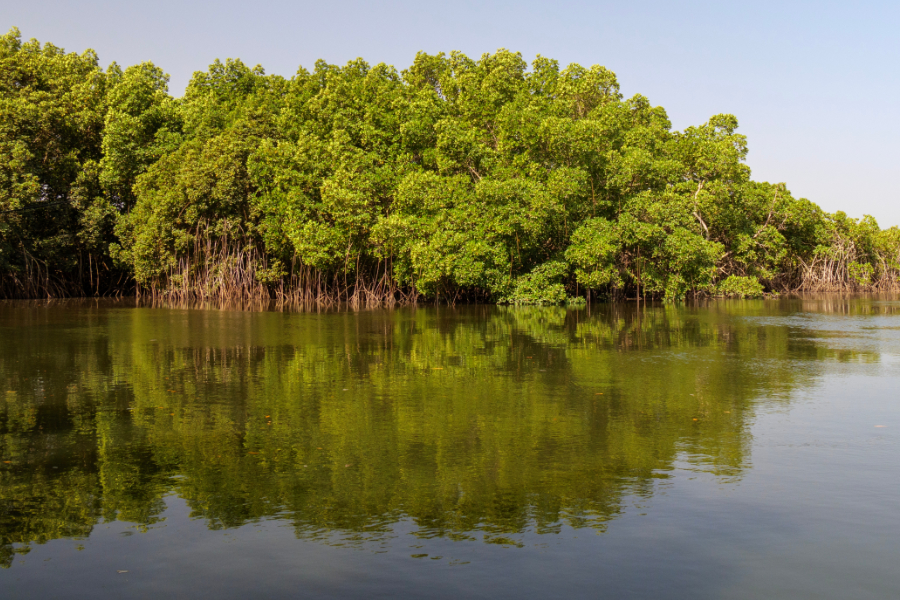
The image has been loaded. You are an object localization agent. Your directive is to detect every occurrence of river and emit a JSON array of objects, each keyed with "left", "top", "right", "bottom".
[{"left": 1, "top": 298, "right": 898, "bottom": 598}]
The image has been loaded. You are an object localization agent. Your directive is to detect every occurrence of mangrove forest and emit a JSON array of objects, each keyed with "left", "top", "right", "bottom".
[{"left": 2, "top": 27, "right": 899, "bottom": 303}]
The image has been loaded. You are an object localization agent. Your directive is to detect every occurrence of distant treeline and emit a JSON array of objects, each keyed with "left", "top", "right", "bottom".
[{"left": 2, "top": 27, "right": 899, "bottom": 303}]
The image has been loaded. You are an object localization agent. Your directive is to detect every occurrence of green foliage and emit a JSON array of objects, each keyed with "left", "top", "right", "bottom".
[
  {"left": 500, "top": 261, "right": 568, "bottom": 305},
  {"left": 715, "top": 275, "right": 765, "bottom": 298},
  {"left": 4, "top": 29, "right": 900, "bottom": 300},
  {"left": 100, "top": 62, "right": 182, "bottom": 209},
  {"left": 0, "top": 28, "right": 117, "bottom": 296}
]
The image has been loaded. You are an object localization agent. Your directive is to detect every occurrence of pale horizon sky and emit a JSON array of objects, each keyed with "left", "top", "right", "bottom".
[{"left": 5, "top": 0, "right": 899, "bottom": 225}]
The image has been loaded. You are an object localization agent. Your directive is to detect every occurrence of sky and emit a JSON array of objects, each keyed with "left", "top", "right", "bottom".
[{"left": 5, "top": 0, "right": 899, "bottom": 225}]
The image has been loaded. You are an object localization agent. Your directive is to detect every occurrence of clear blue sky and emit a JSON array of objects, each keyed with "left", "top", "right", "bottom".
[{"left": 6, "top": 0, "right": 899, "bottom": 225}]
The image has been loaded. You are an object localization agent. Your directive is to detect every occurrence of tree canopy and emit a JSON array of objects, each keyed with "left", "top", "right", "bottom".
[{"left": 2, "top": 27, "right": 898, "bottom": 302}]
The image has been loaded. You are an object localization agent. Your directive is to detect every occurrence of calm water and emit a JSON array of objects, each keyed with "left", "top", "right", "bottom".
[{"left": 1, "top": 298, "right": 899, "bottom": 599}]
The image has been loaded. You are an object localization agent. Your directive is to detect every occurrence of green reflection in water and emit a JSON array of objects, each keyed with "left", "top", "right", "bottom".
[{"left": 0, "top": 298, "right": 889, "bottom": 567}]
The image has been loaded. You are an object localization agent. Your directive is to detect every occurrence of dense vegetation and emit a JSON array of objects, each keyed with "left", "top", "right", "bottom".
[{"left": 2, "top": 27, "right": 899, "bottom": 303}]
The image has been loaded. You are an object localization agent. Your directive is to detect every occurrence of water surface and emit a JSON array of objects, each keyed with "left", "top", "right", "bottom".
[{"left": 1, "top": 298, "right": 898, "bottom": 598}]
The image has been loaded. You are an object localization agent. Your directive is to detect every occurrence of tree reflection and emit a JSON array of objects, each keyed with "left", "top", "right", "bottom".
[{"left": 2, "top": 299, "right": 882, "bottom": 566}]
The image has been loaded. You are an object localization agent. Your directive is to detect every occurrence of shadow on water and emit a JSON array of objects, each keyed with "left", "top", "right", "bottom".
[{"left": 0, "top": 297, "right": 896, "bottom": 570}]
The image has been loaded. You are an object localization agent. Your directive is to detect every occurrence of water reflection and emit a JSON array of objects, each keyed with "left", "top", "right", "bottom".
[{"left": 1, "top": 298, "right": 895, "bottom": 567}]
